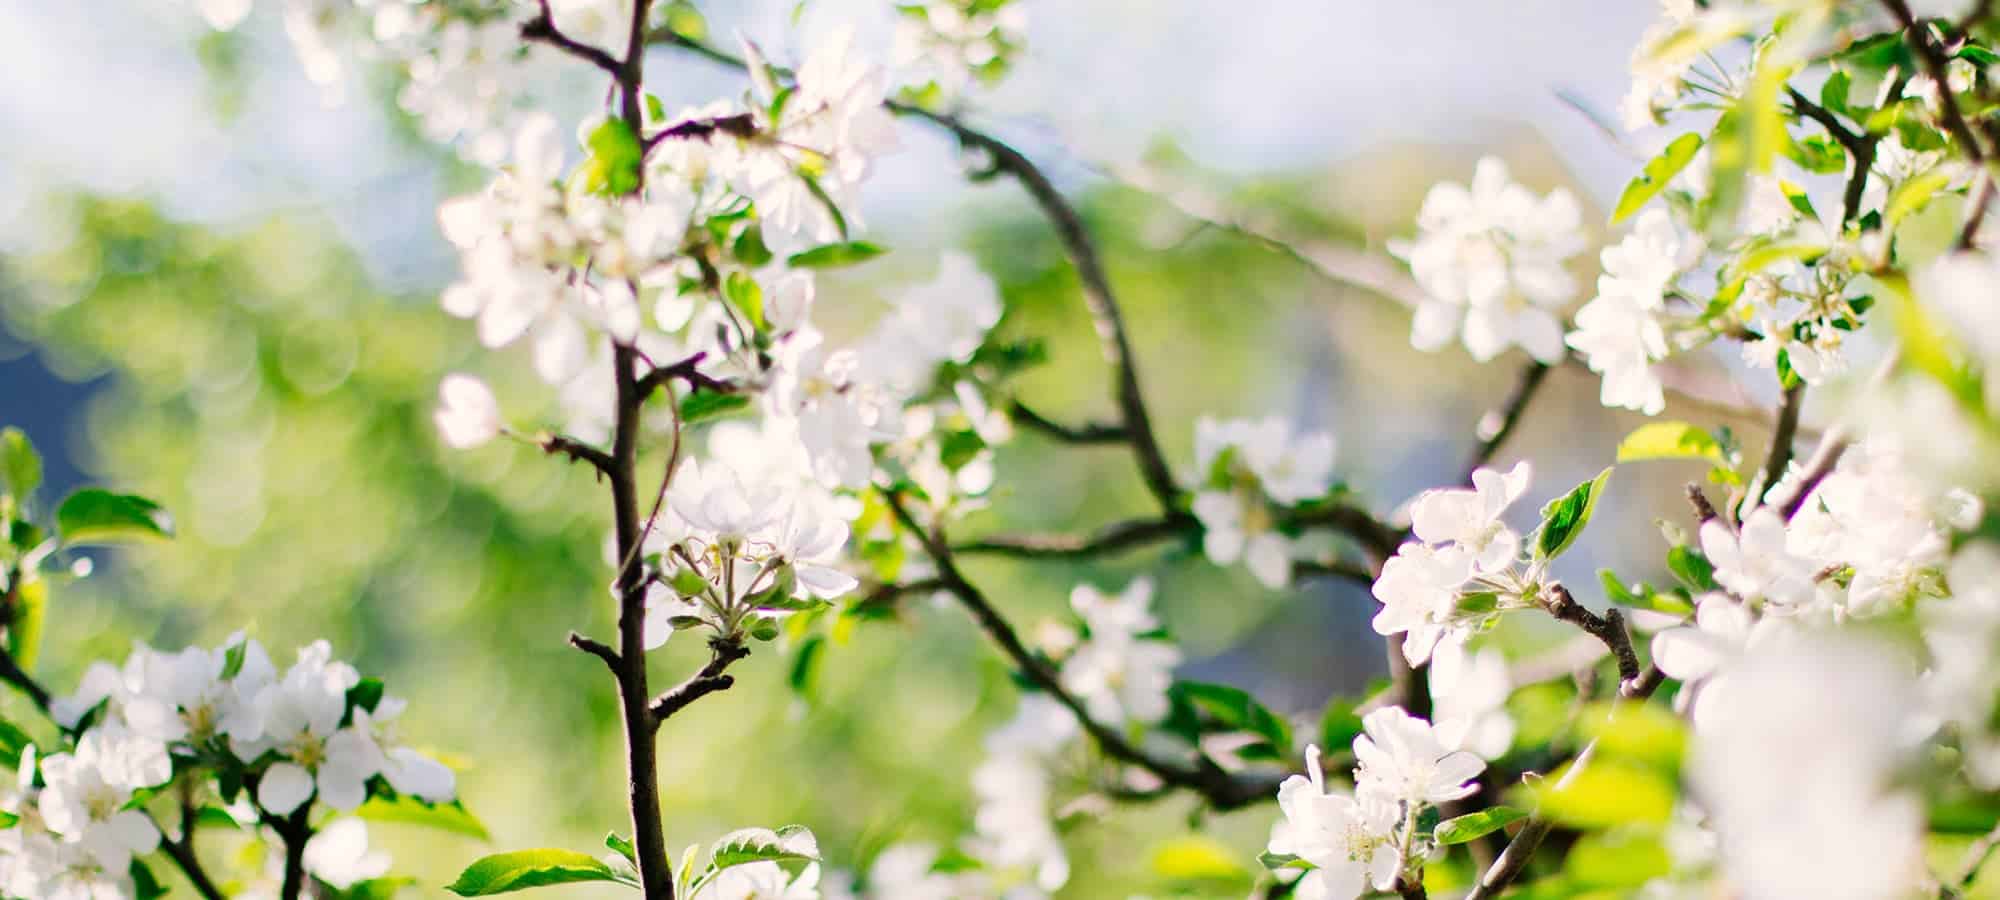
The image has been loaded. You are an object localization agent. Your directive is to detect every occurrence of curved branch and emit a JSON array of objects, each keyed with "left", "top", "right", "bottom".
[
  {"left": 649, "top": 637, "right": 749, "bottom": 725},
  {"left": 953, "top": 515, "right": 1192, "bottom": 559},
  {"left": 1009, "top": 400, "right": 1128, "bottom": 444},
  {"left": 885, "top": 491, "right": 1278, "bottom": 810},
  {"left": 520, "top": 4, "right": 623, "bottom": 76}
]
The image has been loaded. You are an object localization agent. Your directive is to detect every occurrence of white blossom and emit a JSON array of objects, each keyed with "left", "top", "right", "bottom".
[
  {"left": 1267, "top": 745, "right": 1403, "bottom": 900},
  {"left": 1395, "top": 157, "right": 1585, "bottom": 363},
  {"left": 1351, "top": 707, "right": 1484, "bottom": 807},
  {"left": 434, "top": 374, "right": 502, "bottom": 449}
]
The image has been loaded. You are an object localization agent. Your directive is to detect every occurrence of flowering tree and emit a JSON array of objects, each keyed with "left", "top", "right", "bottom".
[{"left": 11, "top": 0, "right": 2000, "bottom": 897}]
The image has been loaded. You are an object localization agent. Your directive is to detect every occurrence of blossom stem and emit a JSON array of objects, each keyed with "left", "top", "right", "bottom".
[
  {"left": 1750, "top": 382, "right": 1805, "bottom": 516},
  {"left": 1007, "top": 399, "right": 1128, "bottom": 444}
]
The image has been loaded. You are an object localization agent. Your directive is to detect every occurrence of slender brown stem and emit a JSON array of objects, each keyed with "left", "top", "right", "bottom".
[
  {"left": 954, "top": 515, "right": 1192, "bottom": 559},
  {"left": 1754, "top": 383, "right": 1805, "bottom": 512},
  {"left": 1883, "top": 0, "right": 1990, "bottom": 167},
  {"left": 269, "top": 807, "right": 312, "bottom": 900},
  {"left": 1542, "top": 584, "right": 1641, "bottom": 689},
  {"left": 885, "top": 491, "right": 1280, "bottom": 810},
  {"left": 649, "top": 637, "right": 750, "bottom": 724},
  {"left": 1009, "top": 399, "right": 1128, "bottom": 444},
  {"left": 1464, "top": 362, "right": 1551, "bottom": 476}
]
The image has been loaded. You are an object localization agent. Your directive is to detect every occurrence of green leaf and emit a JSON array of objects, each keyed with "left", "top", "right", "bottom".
[
  {"left": 56, "top": 489, "right": 174, "bottom": 545},
  {"left": 357, "top": 795, "right": 489, "bottom": 841},
  {"left": 731, "top": 227, "right": 773, "bottom": 268},
  {"left": 346, "top": 678, "right": 385, "bottom": 717},
  {"left": 1565, "top": 827, "right": 1672, "bottom": 889},
  {"left": 1886, "top": 170, "right": 1955, "bottom": 234},
  {"left": 131, "top": 859, "right": 167, "bottom": 900},
  {"left": 1615, "top": 422, "right": 1729, "bottom": 466},
  {"left": 787, "top": 635, "right": 824, "bottom": 697},
  {"left": 1168, "top": 681, "right": 1293, "bottom": 759},
  {"left": 1434, "top": 806, "right": 1528, "bottom": 845},
  {"left": 680, "top": 390, "right": 751, "bottom": 425},
  {"left": 1666, "top": 545, "right": 1718, "bottom": 593},
  {"left": 1703, "top": 110, "right": 1748, "bottom": 236},
  {"left": 8, "top": 579, "right": 45, "bottom": 672},
  {"left": 1613, "top": 133, "right": 1702, "bottom": 223},
  {"left": 219, "top": 639, "right": 248, "bottom": 680},
  {"left": 0, "top": 716, "right": 33, "bottom": 769},
  {"left": 1579, "top": 702, "right": 1687, "bottom": 773},
  {"left": 445, "top": 849, "right": 622, "bottom": 895},
  {"left": 1520, "top": 759, "right": 1677, "bottom": 828},
  {"left": 1149, "top": 835, "right": 1252, "bottom": 887},
  {"left": 582, "top": 118, "right": 643, "bottom": 197},
  {"left": 0, "top": 428, "right": 40, "bottom": 501},
  {"left": 708, "top": 825, "right": 819, "bottom": 871},
  {"left": 1536, "top": 468, "right": 1612, "bottom": 562},
  {"left": 1717, "top": 237, "right": 1828, "bottom": 302},
  {"left": 606, "top": 833, "right": 637, "bottom": 865},
  {"left": 1257, "top": 851, "right": 1314, "bottom": 871},
  {"left": 339, "top": 877, "right": 418, "bottom": 900},
  {"left": 724, "top": 271, "right": 764, "bottom": 330},
  {"left": 785, "top": 241, "right": 887, "bottom": 269},
  {"left": 661, "top": 0, "right": 707, "bottom": 40}
]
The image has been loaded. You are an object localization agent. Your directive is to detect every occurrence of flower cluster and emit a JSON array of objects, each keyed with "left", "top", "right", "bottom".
[
  {"left": 1371, "top": 462, "right": 1533, "bottom": 671},
  {"left": 1190, "top": 416, "right": 1337, "bottom": 588},
  {"left": 891, "top": 0, "right": 1029, "bottom": 102},
  {"left": 1566, "top": 209, "right": 1701, "bottom": 415},
  {"left": 2, "top": 635, "right": 452, "bottom": 899},
  {"left": 1393, "top": 157, "right": 1586, "bottom": 363},
  {"left": 1267, "top": 707, "right": 1484, "bottom": 900}
]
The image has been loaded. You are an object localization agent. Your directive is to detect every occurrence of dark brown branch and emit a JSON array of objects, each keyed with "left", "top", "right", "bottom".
[
  {"left": 1776, "top": 433, "right": 1853, "bottom": 521},
  {"left": 954, "top": 515, "right": 1192, "bottom": 559},
  {"left": 155, "top": 812, "right": 226, "bottom": 900},
  {"left": 1685, "top": 483, "right": 1720, "bottom": 525},
  {"left": 1292, "top": 559, "right": 1377, "bottom": 586},
  {"left": 1961, "top": 169, "right": 1993, "bottom": 249},
  {"left": 1464, "top": 362, "right": 1552, "bottom": 476},
  {"left": 520, "top": 4, "right": 624, "bottom": 77},
  {"left": 569, "top": 631, "right": 621, "bottom": 670},
  {"left": 636, "top": 351, "right": 734, "bottom": 399},
  {"left": 648, "top": 637, "right": 749, "bottom": 724},
  {"left": 1884, "top": 0, "right": 1990, "bottom": 164},
  {"left": 268, "top": 807, "right": 312, "bottom": 900},
  {"left": 1542, "top": 584, "right": 1641, "bottom": 688},
  {"left": 885, "top": 491, "right": 1278, "bottom": 810},
  {"left": 848, "top": 578, "right": 949, "bottom": 617},
  {"left": 1009, "top": 399, "right": 1128, "bottom": 444},
  {"left": 642, "top": 113, "right": 758, "bottom": 152},
  {"left": 1756, "top": 383, "right": 1805, "bottom": 511},
  {"left": 539, "top": 433, "right": 617, "bottom": 478},
  {"left": 1395, "top": 876, "right": 1430, "bottom": 900},
  {"left": 884, "top": 101, "right": 1181, "bottom": 513}
]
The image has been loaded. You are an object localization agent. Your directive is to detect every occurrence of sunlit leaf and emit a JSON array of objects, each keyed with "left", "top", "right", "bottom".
[
  {"left": 446, "top": 849, "right": 621, "bottom": 895},
  {"left": 56, "top": 489, "right": 173, "bottom": 545}
]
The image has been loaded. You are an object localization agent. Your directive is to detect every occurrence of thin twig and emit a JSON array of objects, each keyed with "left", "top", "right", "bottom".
[
  {"left": 1883, "top": 0, "right": 1990, "bottom": 165},
  {"left": 539, "top": 433, "right": 617, "bottom": 478},
  {"left": 954, "top": 515, "right": 1192, "bottom": 559},
  {"left": 635, "top": 350, "right": 735, "bottom": 399},
  {"left": 885, "top": 490, "right": 1280, "bottom": 810},
  {"left": 1542, "top": 584, "right": 1642, "bottom": 688},
  {"left": 648, "top": 637, "right": 750, "bottom": 724},
  {"left": 520, "top": 3, "right": 623, "bottom": 76},
  {"left": 1464, "top": 362, "right": 1552, "bottom": 476},
  {"left": 1009, "top": 400, "right": 1128, "bottom": 444},
  {"left": 1752, "top": 383, "right": 1805, "bottom": 514}
]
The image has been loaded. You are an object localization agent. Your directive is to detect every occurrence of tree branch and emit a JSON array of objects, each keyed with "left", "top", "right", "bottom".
[
  {"left": 1542, "top": 584, "right": 1641, "bottom": 689},
  {"left": 953, "top": 515, "right": 1192, "bottom": 559},
  {"left": 520, "top": 3, "right": 624, "bottom": 77},
  {"left": 648, "top": 637, "right": 750, "bottom": 725},
  {"left": 1464, "top": 362, "right": 1552, "bottom": 476},
  {"left": 1009, "top": 399, "right": 1128, "bottom": 444},
  {"left": 1754, "top": 382, "right": 1805, "bottom": 512},
  {"left": 569, "top": 631, "right": 622, "bottom": 670},
  {"left": 539, "top": 433, "right": 617, "bottom": 479},
  {"left": 1883, "top": 0, "right": 1990, "bottom": 165},
  {"left": 884, "top": 490, "right": 1280, "bottom": 810},
  {"left": 635, "top": 351, "right": 734, "bottom": 400}
]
